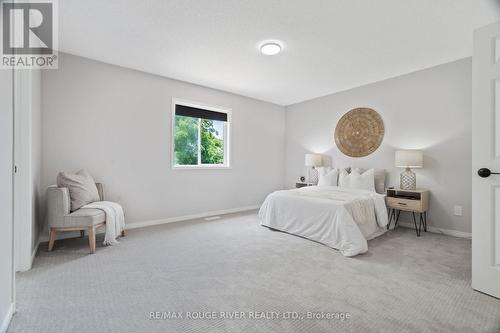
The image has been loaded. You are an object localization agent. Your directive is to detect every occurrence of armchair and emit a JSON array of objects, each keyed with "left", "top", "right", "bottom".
[{"left": 46, "top": 183, "right": 124, "bottom": 254}]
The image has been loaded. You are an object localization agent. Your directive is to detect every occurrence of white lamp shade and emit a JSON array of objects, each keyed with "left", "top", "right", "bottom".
[
  {"left": 395, "top": 150, "right": 423, "bottom": 168},
  {"left": 305, "top": 154, "right": 322, "bottom": 167}
]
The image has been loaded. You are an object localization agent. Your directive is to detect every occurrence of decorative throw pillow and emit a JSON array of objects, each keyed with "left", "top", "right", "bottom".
[
  {"left": 349, "top": 169, "right": 376, "bottom": 191},
  {"left": 318, "top": 168, "right": 339, "bottom": 186},
  {"left": 57, "top": 170, "right": 100, "bottom": 211}
]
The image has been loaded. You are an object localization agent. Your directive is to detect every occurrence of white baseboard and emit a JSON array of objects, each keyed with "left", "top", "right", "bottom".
[
  {"left": 398, "top": 222, "right": 471, "bottom": 239},
  {"left": 39, "top": 205, "right": 261, "bottom": 242},
  {"left": 0, "top": 303, "right": 14, "bottom": 333},
  {"left": 126, "top": 205, "right": 260, "bottom": 230}
]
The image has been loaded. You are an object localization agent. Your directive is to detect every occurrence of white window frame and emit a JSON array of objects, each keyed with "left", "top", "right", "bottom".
[{"left": 171, "top": 98, "right": 231, "bottom": 169}]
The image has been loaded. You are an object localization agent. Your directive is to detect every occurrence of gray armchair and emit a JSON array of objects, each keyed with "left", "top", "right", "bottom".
[{"left": 46, "top": 183, "right": 124, "bottom": 254}]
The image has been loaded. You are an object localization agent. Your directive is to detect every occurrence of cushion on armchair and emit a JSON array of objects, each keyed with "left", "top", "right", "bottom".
[
  {"left": 64, "top": 208, "right": 105, "bottom": 227},
  {"left": 57, "top": 170, "right": 100, "bottom": 211}
]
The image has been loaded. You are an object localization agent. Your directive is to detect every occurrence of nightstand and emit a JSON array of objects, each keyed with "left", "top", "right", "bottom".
[
  {"left": 296, "top": 182, "right": 315, "bottom": 188},
  {"left": 386, "top": 188, "right": 429, "bottom": 236}
]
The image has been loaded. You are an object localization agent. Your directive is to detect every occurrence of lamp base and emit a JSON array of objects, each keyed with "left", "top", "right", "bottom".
[
  {"left": 400, "top": 168, "right": 416, "bottom": 190},
  {"left": 309, "top": 167, "right": 319, "bottom": 185}
]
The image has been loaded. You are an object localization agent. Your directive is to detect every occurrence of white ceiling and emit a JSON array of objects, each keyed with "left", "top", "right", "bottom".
[{"left": 59, "top": 0, "right": 500, "bottom": 106}]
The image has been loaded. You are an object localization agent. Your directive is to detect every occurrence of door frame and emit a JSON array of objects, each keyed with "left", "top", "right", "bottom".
[{"left": 0, "top": 65, "right": 16, "bottom": 333}]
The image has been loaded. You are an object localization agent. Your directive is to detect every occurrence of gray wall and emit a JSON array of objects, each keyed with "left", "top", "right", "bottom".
[
  {"left": 41, "top": 53, "right": 285, "bottom": 227},
  {"left": 41, "top": 54, "right": 472, "bottom": 235},
  {"left": 0, "top": 70, "right": 14, "bottom": 329},
  {"left": 285, "top": 58, "right": 472, "bottom": 233}
]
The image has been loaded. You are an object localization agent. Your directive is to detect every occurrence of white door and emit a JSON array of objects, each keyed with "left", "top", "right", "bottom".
[{"left": 472, "top": 21, "right": 500, "bottom": 299}]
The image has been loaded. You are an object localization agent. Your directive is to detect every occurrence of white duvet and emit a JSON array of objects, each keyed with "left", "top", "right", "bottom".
[{"left": 259, "top": 186, "right": 388, "bottom": 257}]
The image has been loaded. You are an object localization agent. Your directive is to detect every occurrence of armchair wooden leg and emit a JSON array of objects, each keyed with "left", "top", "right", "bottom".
[
  {"left": 48, "top": 228, "right": 57, "bottom": 252},
  {"left": 80, "top": 230, "right": 85, "bottom": 238},
  {"left": 121, "top": 229, "right": 126, "bottom": 237},
  {"left": 88, "top": 227, "right": 96, "bottom": 254}
]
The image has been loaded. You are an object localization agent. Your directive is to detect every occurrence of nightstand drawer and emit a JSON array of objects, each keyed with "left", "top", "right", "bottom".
[{"left": 386, "top": 197, "right": 422, "bottom": 212}]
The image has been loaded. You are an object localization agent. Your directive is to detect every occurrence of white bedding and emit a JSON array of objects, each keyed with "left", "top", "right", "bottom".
[{"left": 259, "top": 186, "right": 388, "bottom": 257}]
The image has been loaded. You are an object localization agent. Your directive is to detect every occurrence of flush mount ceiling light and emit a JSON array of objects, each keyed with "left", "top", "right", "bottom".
[{"left": 260, "top": 41, "right": 282, "bottom": 55}]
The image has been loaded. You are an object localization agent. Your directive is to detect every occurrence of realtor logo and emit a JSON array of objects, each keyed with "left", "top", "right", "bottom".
[{"left": 1, "top": 0, "right": 58, "bottom": 69}]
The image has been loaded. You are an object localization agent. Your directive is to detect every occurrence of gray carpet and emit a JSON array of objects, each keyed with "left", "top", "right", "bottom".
[{"left": 8, "top": 211, "right": 500, "bottom": 333}]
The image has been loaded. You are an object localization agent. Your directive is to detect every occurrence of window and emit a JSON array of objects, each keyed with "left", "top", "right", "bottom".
[{"left": 172, "top": 99, "right": 231, "bottom": 169}]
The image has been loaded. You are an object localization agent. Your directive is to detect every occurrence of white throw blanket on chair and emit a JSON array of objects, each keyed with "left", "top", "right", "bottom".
[{"left": 82, "top": 201, "right": 125, "bottom": 245}]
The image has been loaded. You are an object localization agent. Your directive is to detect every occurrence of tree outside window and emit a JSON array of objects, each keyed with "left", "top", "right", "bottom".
[{"left": 173, "top": 102, "right": 229, "bottom": 168}]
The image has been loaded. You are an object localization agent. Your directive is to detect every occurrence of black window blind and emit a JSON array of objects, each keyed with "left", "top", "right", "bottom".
[{"left": 175, "top": 104, "right": 227, "bottom": 122}]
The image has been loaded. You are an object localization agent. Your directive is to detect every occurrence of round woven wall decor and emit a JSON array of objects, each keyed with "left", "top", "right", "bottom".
[{"left": 334, "top": 108, "right": 384, "bottom": 157}]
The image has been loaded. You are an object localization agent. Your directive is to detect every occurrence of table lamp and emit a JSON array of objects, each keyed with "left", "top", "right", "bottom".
[
  {"left": 395, "top": 150, "right": 423, "bottom": 190},
  {"left": 305, "top": 154, "right": 322, "bottom": 184}
]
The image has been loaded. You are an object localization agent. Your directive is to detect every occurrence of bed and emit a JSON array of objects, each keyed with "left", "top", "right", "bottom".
[{"left": 259, "top": 185, "right": 389, "bottom": 256}]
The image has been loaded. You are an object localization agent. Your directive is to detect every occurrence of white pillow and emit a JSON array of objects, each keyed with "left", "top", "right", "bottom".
[
  {"left": 316, "top": 166, "right": 332, "bottom": 178},
  {"left": 338, "top": 169, "right": 350, "bottom": 188},
  {"left": 339, "top": 169, "right": 376, "bottom": 191},
  {"left": 318, "top": 168, "right": 339, "bottom": 186},
  {"left": 353, "top": 168, "right": 386, "bottom": 194},
  {"left": 349, "top": 169, "right": 376, "bottom": 191}
]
